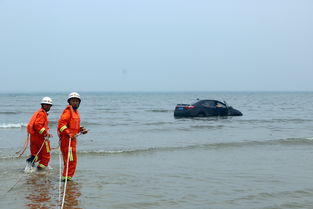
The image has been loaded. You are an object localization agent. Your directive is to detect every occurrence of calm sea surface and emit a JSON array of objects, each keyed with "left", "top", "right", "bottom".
[{"left": 0, "top": 92, "right": 313, "bottom": 209}]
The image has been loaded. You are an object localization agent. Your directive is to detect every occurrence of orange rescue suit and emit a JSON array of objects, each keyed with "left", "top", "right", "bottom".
[
  {"left": 58, "top": 105, "right": 81, "bottom": 179},
  {"left": 27, "top": 108, "right": 51, "bottom": 168}
]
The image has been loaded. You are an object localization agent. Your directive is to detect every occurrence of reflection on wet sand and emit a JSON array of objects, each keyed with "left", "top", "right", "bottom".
[
  {"left": 24, "top": 172, "right": 81, "bottom": 209},
  {"left": 61, "top": 181, "right": 82, "bottom": 209},
  {"left": 25, "top": 172, "right": 56, "bottom": 209}
]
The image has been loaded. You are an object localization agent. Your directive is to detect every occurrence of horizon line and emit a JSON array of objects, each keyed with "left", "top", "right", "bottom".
[{"left": 1, "top": 90, "right": 313, "bottom": 94}]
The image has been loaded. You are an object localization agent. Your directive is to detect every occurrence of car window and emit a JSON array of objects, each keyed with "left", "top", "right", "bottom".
[
  {"left": 202, "top": 100, "right": 216, "bottom": 107},
  {"left": 216, "top": 102, "right": 226, "bottom": 108}
]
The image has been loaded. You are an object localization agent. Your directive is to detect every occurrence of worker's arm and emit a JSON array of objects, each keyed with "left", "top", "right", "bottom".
[
  {"left": 34, "top": 112, "right": 48, "bottom": 137},
  {"left": 58, "top": 109, "right": 73, "bottom": 137}
]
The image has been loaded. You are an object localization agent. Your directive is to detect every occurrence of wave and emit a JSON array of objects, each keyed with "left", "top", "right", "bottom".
[
  {"left": 80, "top": 121, "right": 104, "bottom": 126},
  {"left": 0, "top": 155, "right": 19, "bottom": 160},
  {"left": 77, "top": 137, "right": 313, "bottom": 156},
  {"left": 1, "top": 137, "right": 312, "bottom": 160},
  {"left": 145, "top": 109, "right": 172, "bottom": 113},
  {"left": 0, "top": 137, "right": 313, "bottom": 161},
  {"left": 0, "top": 123, "right": 27, "bottom": 128},
  {"left": 0, "top": 111, "right": 21, "bottom": 115},
  {"left": 239, "top": 118, "right": 313, "bottom": 124},
  {"left": 50, "top": 120, "right": 103, "bottom": 126},
  {"left": 190, "top": 124, "right": 225, "bottom": 129},
  {"left": 0, "top": 121, "right": 102, "bottom": 128},
  {"left": 143, "top": 122, "right": 174, "bottom": 126}
]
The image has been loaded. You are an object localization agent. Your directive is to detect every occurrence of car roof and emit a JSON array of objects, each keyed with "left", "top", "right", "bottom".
[
  {"left": 192, "top": 99, "right": 225, "bottom": 104},
  {"left": 195, "top": 99, "right": 221, "bottom": 103}
]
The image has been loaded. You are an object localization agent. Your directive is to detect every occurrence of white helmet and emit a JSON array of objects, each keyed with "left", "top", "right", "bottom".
[
  {"left": 41, "top": 97, "right": 53, "bottom": 105},
  {"left": 68, "top": 92, "right": 81, "bottom": 103}
]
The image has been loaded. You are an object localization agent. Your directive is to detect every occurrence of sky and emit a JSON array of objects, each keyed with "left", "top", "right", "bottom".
[{"left": 0, "top": 0, "right": 312, "bottom": 92}]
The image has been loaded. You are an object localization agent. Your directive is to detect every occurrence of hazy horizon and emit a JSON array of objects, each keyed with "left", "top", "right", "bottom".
[{"left": 1, "top": 90, "right": 313, "bottom": 94}]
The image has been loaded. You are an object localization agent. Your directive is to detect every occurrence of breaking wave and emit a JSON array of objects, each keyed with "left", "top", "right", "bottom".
[
  {"left": 77, "top": 137, "right": 313, "bottom": 156},
  {"left": 0, "top": 123, "right": 27, "bottom": 128}
]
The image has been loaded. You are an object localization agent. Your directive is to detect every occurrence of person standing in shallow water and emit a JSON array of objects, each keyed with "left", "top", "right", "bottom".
[
  {"left": 26, "top": 97, "right": 53, "bottom": 171},
  {"left": 58, "top": 92, "right": 88, "bottom": 181}
]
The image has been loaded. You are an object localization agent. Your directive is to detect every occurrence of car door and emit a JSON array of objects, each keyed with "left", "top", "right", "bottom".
[{"left": 201, "top": 100, "right": 217, "bottom": 116}]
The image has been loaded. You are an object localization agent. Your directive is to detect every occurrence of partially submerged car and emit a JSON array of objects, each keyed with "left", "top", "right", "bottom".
[{"left": 174, "top": 99, "right": 242, "bottom": 117}]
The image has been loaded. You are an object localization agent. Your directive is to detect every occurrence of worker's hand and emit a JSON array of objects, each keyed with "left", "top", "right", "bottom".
[
  {"left": 44, "top": 134, "right": 52, "bottom": 141},
  {"left": 43, "top": 132, "right": 52, "bottom": 139},
  {"left": 64, "top": 129, "right": 74, "bottom": 138},
  {"left": 80, "top": 127, "right": 88, "bottom": 134},
  {"left": 66, "top": 132, "right": 76, "bottom": 139}
]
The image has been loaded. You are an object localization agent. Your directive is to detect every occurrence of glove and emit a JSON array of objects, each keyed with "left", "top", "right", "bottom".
[{"left": 80, "top": 127, "right": 88, "bottom": 134}]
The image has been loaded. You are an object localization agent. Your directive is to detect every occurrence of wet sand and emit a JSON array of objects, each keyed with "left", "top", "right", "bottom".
[{"left": 2, "top": 144, "right": 313, "bottom": 209}]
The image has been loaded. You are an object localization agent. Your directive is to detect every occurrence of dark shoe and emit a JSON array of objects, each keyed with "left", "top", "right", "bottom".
[{"left": 26, "top": 155, "right": 35, "bottom": 166}]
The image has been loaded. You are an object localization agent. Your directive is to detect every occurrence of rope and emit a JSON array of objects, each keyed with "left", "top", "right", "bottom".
[
  {"left": 16, "top": 133, "right": 30, "bottom": 158},
  {"left": 7, "top": 139, "right": 47, "bottom": 192},
  {"left": 60, "top": 137, "right": 72, "bottom": 209},
  {"left": 58, "top": 140, "right": 62, "bottom": 203},
  {"left": 59, "top": 132, "right": 83, "bottom": 208}
]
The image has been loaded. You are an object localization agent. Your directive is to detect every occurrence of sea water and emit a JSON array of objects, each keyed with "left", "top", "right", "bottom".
[{"left": 0, "top": 92, "right": 313, "bottom": 209}]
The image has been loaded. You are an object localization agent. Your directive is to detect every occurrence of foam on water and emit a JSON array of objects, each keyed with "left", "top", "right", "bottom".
[{"left": 0, "top": 123, "right": 27, "bottom": 128}]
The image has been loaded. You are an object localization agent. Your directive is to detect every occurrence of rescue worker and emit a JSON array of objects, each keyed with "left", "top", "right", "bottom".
[
  {"left": 26, "top": 97, "right": 53, "bottom": 171},
  {"left": 58, "top": 92, "right": 88, "bottom": 181}
]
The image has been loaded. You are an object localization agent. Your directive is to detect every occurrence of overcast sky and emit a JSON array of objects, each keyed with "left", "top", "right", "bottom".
[{"left": 0, "top": 0, "right": 312, "bottom": 92}]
